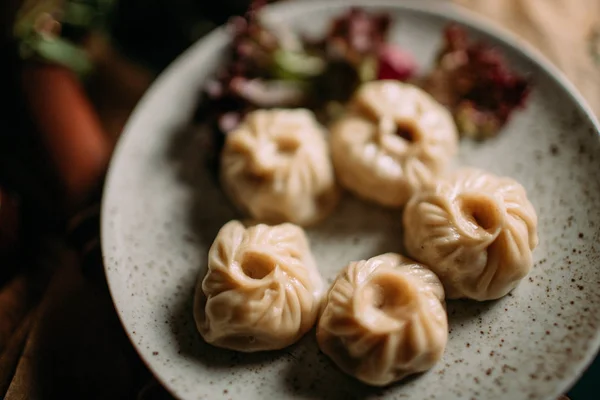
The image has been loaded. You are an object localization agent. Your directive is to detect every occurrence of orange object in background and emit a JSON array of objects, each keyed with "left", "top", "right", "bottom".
[{"left": 20, "top": 62, "right": 110, "bottom": 212}]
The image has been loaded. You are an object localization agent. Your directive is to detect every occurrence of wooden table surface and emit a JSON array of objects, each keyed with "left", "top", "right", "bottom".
[{"left": 0, "top": 1, "right": 598, "bottom": 399}]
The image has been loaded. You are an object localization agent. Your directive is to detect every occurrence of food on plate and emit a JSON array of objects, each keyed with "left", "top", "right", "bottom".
[
  {"left": 220, "top": 108, "right": 339, "bottom": 226},
  {"left": 199, "top": 2, "right": 316, "bottom": 137},
  {"left": 330, "top": 80, "right": 458, "bottom": 207},
  {"left": 193, "top": 220, "right": 324, "bottom": 352},
  {"left": 197, "top": 4, "right": 417, "bottom": 151},
  {"left": 197, "top": 1, "right": 531, "bottom": 158},
  {"left": 311, "top": 7, "right": 392, "bottom": 72},
  {"left": 190, "top": 2, "right": 537, "bottom": 378},
  {"left": 421, "top": 24, "right": 531, "bottom": 140},
  {"left": 403, "top": 168, "right": 538, "bottom": 301},
  {"left": 317, "top": 253, "right": 448, "bottom": 386},
  {"left": 305, "top": 7, "right": 418, "bottom": 102}
]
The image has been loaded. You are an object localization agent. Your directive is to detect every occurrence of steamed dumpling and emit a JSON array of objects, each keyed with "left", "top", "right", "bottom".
[
  {"left": 194, "top": 220, "right": 324, "bottom": 352},
  {"left": 317, "top": 253, "right": 448, "bottom": 386},
  {"left": 330, "top": 81, "right": 458, "bottom": 207},
  {"left": 221, "top": 109, "right": 339, "bottom": 226},
  {"left": 403, "top": 168, "right": 539, "bottom": 301}
]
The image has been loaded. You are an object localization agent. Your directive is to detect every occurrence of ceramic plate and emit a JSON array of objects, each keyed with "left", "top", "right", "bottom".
[{"left": 101, "top": 1, "right": 600, "bottom": 399}]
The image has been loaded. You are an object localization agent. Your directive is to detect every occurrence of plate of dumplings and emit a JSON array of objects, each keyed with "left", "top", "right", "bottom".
[{"left": 101, "top": 1, "right": 600, "bottom": 399}]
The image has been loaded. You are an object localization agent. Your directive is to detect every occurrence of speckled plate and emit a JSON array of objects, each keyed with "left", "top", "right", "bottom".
[{"left": 101, "top": 1, "right": 600, "bottom": 399}]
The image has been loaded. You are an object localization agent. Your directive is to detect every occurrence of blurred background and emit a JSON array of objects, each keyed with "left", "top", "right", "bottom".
[{"left": 0, "top": 0, "right": 597, "bottom": 399}]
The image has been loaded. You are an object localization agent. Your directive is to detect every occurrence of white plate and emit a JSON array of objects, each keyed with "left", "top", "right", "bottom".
[{"left": 101, "top": 1, "right": 600, "bottom": 399}]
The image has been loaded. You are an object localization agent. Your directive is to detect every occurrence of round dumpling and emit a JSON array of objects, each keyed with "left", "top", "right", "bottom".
[
  {"left": 221, "top": 109, "right": 339, "bottom": 226},
  {"left": 316, "top": 253, "right": 448, "bottom": 386},
  {"left": 194, "top": 220, "right": 324, "bottom": 352},
  {"left": 330, "top": 80, "right": 458, "bottom": 207},
  {"left": 403, "top": 168, "right": 539, "bottom": 301}
]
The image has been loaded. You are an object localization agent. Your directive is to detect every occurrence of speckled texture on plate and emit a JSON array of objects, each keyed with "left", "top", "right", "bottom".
[{"left": 101, "top": 1, "right": 600, "bottom": 399}]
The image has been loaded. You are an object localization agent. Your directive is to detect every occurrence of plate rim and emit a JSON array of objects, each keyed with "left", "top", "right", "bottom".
[{"left": 101, "top": 0, "right": 600, "bottom": 398}]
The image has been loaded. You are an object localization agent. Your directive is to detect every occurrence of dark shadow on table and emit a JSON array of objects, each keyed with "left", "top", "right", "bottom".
[{"left": 28, "top": 259, "right": 149, "bottom": 400}]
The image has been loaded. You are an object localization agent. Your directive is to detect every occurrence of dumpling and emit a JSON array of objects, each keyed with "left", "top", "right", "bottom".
[
  {"left": 220, "top": 109, "right": 339, "bottom": 226},
  {"left": 317, "top": 253, "right": 448, "bottom": 386},
  {"left": 403, "top": 168, "right": 539, "bottom": 301},
  {"left": 194, "top": 220, "right": 325, "bottom": 352},
  {"left": 330, "top": 80, "right": 458, "bottom": 207}
]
